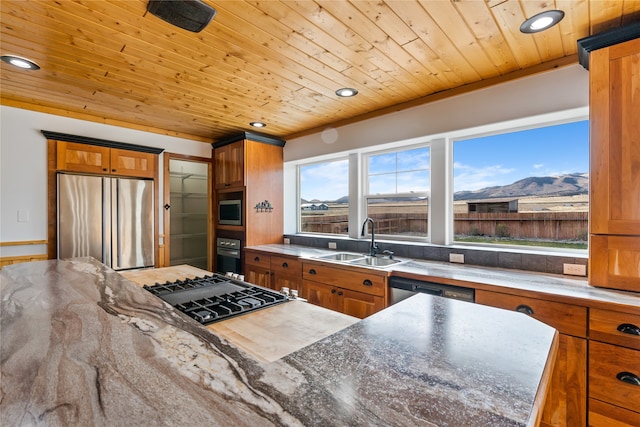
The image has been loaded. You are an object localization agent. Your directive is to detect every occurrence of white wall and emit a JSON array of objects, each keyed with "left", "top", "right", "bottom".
[
  {"left": 284, "top": 64, "right": 589, "bottom": 162},
  {"left": 0, "top": 106, "right": 212, "bottom": 257}
]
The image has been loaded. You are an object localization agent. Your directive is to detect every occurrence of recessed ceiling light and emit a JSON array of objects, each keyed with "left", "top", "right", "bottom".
[
  {"left": 520, "top": 10, "right": 564, "bottom": 34},
  {"left": 0, "top": 55, "right": 40, "bottom": 70},
  {"left": 250, "top": 121, "right": 266, "bottom": 128},
  {"left": 336, "top": 88, "right": 358, "bottom": 97}
]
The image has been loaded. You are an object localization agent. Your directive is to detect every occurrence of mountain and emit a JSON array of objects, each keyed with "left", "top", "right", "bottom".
[
  {"left": 454, "top": 173, "right": 589, "bottom": 201},
  {"left": 301, "top": 173, "right": 589, "bottom": 204}
]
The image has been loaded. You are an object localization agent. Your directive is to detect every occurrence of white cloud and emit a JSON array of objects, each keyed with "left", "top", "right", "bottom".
[{"left": 454, "top": 163, "right": 516, "bottom": 192}]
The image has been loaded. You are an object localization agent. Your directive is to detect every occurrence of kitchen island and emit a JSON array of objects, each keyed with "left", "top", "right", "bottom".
[{"left": 1, "top": 258, "right": 557, "bottom": 426}]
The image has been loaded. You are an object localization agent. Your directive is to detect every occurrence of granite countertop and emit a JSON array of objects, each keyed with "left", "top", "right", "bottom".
[
  {"left": 1, "top": 258, "right": 557, "bottom": 426},
  {"left": 246, "top": 244, "right": 640, "bottom": 313}
]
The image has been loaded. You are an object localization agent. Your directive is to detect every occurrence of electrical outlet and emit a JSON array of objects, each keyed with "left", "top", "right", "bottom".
[
  {"left": 328, "top": 242, "right": 337, "bottom": 249},
  {"left": 283, "top": 238, "right": 290, "bottom": 245},
  {"left": 449, "top": 253, "right": 464, "bottom": 263},
  {"left": 563, "top": 263, "right": 586, "bottom": 276}
]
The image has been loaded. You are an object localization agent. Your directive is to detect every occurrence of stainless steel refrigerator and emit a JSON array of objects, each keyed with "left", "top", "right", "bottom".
[{"left": 57, "top": 173, "right": 155, "bottom": 270}]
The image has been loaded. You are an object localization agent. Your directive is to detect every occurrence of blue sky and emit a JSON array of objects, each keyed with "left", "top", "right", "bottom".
[
  {"left": 301, "top": 120, "right": 589, "bottom": 201},
  {"left": 454, "top": 120, "right": 589, "bottom": 192}
]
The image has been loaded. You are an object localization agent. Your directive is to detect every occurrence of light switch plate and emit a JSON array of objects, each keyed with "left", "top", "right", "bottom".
[
  {"left": 17, "top": 209, "right": 29, "bottom": 223},
  {"left": 283, "top": 238, "right": 290, "bottom": 245},
  {"left": 563, "top": 263, "right": 586, "bottom": 276},
  {"left": 449, "top": 253, "right": 464, "bottom": 263},
  {"left": 328, "top": 242, "right": 337, "bottom": 249}
]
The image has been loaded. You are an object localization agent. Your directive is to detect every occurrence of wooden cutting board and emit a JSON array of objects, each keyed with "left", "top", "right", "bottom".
[{"left": 120, "top": 265, "right": 358, "bottom": 362}]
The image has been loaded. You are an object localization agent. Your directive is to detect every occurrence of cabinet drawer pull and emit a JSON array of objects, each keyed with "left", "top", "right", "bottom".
[
  {"left": 282, "top": 262, "right": 288, "bottom": 268},
  {"left": 254, "top": 256, "right": 260, "bottom": 262},
  {"left": 363, "top": 279, "right": 373, "bottom": 287},
  {"left": 515, "top": 304, "right": 534, "bottom": 316},
  {"left": 617, "top": 323, "right": 640, "bottom": 336},
  {"left": 616, "top": 371, "right": 640, "bottom": 386},
  {"left": 309, "top": 268, "right": 316, "bottom": 275}
]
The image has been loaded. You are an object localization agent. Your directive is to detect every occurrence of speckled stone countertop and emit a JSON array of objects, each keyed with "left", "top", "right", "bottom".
[
  {"left": 1, "top": 258, "right": 557, "bottom": 426},
  {"left": 246, "top": 244, "right": 640, "bottom": 314}
]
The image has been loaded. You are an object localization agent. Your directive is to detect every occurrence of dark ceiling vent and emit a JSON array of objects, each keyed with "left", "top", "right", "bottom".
[{"left": 147, "top": 0, "right": 216, "bottom": 33}]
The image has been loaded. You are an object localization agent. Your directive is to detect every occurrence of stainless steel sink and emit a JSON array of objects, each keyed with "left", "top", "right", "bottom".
[
  {"left": 313, "top": 252, "right": 403, "bottom": 268},
  {"left": 316, "top": 252, "right": 364, "bottom": 261},
  {"left": 348, "top": 256, "right": 403, "bottom": 267}
]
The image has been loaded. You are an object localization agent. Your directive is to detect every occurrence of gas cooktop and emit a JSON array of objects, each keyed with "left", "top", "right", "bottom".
[{"left": 143, "top": 274, "right": 289, "bottom": 325}]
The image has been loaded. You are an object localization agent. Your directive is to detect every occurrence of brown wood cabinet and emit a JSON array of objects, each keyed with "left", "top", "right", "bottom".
[
  {"left": 244, "top": 250, "right": 302, "bottom": 294},
  {"left": 588, "top": 36, "right": 640, "bottom": 292},
  {"left": 214, "top": 140, "right": 244, "bottom": 189},
  {"left": 302, "top": 261, "right": 387, "bottom": 318},
  {"left": 475, "top": 289, "right": 588, "bottom": 427},
  {"left": 213, "top": 134, "right": 285, "bottom": 259},
  {"left": 587, "top": 307, "right": 640, "bottom": 425},
  {"left": 57, "top": 141, "right": 156, "bottom": 178}
]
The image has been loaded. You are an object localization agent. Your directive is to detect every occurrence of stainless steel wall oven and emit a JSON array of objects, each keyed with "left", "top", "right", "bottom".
[{"left": 216, "top": 237, "right": 241, "bottom": 274}]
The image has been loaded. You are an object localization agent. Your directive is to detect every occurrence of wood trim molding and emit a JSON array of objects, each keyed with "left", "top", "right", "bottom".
[
  {"left": 41, "top": 130, "right": 165, "bottom": 154},
  {"left": 0, "top": 240, "right": 47, "bottom": 247}
]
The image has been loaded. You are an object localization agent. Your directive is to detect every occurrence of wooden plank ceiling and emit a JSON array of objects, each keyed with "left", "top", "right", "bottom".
[{"left": 1, "top": 1, "right": 639, "bottom": 143}]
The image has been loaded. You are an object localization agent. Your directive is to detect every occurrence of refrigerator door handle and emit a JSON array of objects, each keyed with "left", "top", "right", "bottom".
[
  {"left": 112, "top": 178, "right": 120, "bottom": 270},
  {"left": 103, "top": 177, "right": 112, "bottom": 267}
]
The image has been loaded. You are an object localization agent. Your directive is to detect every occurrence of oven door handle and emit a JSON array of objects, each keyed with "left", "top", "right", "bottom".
[{"left": 217, "top": 248, "right": 240, "bottom": 259}]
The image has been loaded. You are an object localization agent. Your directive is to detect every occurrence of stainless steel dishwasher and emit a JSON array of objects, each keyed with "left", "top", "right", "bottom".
[{"left": 389, "top": 276, "right": 475, "bottom": 304}]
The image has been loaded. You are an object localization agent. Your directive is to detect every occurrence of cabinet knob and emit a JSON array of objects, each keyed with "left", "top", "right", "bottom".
[
  {"left": 363, "top": 279, "right": 373, "bottom": 287},
  {"left": 337, "top": 291, "right": 343, "bottom": 296},
  {"left": 309, "top": 268, "right": 316, "bottom": 275},
  {"left": 112, "top": 169, "right": 116, "bottom": 172},
  {"left": 164, "top": 204, "right": 171, "bottom": 210},
  {"left": 282, "top": 262, "right": 288, "bottom": 268},
  {"left": 616, "top": 371, "right": 640, "bottom": 386},
  {"left": 254, "top": 256, "right": 260, "bottom": 262},
  {"left": 515, "top": 304, "right": 534, "bottom": 316},
  {"left": 331, "top": 289, "right": 336, "bottom": 294},
  {"left": 617, "top": 323, "right": 640, "bottom": 336},
  {"left": 103, "top": 168, "right": 108, "bottom": 172}
]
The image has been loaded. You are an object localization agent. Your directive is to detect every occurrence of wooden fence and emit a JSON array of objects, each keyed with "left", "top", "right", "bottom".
[{"left": 301, "top": 212, "right": 588, "bottom": 241}]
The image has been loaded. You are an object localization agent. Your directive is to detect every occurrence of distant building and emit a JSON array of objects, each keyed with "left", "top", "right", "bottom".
[
  {"left": 301, "top": 203, "right": 329, "bottom": 211},
  {"left": 467, "top": 198, "right": 519, "bottom": 213}
]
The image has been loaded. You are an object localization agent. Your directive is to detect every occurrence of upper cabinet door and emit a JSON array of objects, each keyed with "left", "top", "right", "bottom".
[
  {"left": 589, "top": 37, "right": 640, "bottom": 292},
  {"left": 590, "top": 37, "right": 640, "bottom": 236},
  {"left": 110, "top": 148, "right": 156, "bottom": 178},
  {"left": 214, "top": 140, "right": 244, "bottom": 189},
  {"left": 57, "top": 141, "right": 111, "bottom": 174}
]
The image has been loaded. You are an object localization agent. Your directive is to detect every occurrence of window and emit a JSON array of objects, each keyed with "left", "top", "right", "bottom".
[
  {"left": 453, "top": 120, "right": 589, "bottom": 249},
  {"left": 365, "top": 146, "right": 430, "bottom": 239},
  {"left": 299, "top": 159, "right": 349, "bottom": 234}
]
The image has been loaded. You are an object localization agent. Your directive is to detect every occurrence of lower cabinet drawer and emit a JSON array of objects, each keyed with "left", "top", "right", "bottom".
[
  {"left": 270, "top": 255, "right": 302, "bottom": 274},
  {"left": 245, "top": 251, "right": 270, "bottom": 269},
  {"left": 302, "top": 263, "right": 386, "bottom": 297},
  {"left": 588, "top": 398, "right": 640, "bottom": 426},
  {"left": 589, "top": 341, "right": 640, "bottom": 412},
  {"left": 589, "top": 308, "right": 640, "bottom": 350},
  {"left": 475, "top": 290, "right": 587, "bottom": 337}
]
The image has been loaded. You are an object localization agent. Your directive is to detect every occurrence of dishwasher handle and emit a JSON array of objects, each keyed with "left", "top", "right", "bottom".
[{"left": 413, "top": 284, "right": 444, "bottom": 297}]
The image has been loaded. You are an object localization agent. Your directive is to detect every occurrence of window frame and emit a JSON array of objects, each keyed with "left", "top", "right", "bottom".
[
  {"left": 289, "top": 109, "right": 589, "bottom": 255},
  {"left": 362, "top": 143, "right": 431, "bottom": 241}
]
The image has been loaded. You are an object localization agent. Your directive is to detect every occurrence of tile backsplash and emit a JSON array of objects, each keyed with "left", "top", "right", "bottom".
[{"left": 284, "top": 234, "right": 588, "bottom": 276}]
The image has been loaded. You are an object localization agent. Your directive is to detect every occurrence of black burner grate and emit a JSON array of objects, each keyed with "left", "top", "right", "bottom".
[{"left": 143, "top": 273, "right": 288, "bottom": 324}]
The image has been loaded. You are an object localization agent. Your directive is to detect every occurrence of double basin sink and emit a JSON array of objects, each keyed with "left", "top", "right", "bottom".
[{"left": 313, "top": 252, "right": 404, "bottom": 268}]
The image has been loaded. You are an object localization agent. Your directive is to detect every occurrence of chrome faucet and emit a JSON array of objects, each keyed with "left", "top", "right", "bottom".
[{"left": 361, "top": 217, "right": 380, "bottom": 257}]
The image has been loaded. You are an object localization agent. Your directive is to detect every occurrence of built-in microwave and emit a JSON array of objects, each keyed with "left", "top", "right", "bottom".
[{"left": 218, "top": 199, "right": 242, "bottom": 225}]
